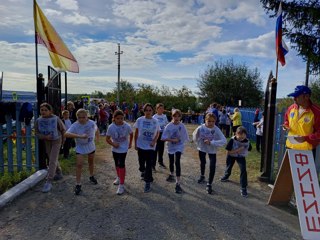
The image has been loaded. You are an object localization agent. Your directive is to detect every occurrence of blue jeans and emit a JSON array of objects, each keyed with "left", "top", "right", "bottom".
[{"left": 223, "top": 155, "right": 247, "bottom": 189}]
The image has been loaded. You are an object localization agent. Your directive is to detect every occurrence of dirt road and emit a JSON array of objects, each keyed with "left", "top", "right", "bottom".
[{"left": 0, "top": 127, "right": 301, "bottom": 240}]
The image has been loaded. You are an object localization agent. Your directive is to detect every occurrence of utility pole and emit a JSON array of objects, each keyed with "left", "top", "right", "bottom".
[{"left": 115, "top": 43, "right": 123, "bottom": 106}]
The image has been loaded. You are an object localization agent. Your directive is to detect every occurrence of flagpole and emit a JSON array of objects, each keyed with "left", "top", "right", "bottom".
[
  {"left": 275, "top": 58, "right": 279, "bottom": 81},
  {"left": 34, "top": 0, "right": 40, "bottom": 117}
]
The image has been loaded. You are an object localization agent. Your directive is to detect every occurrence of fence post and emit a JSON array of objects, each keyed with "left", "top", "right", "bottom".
[
  {"left": 15, "top": 103, "right": 23, "bottom": 172},
  {"left": 0, "top": 124, "right": 3, "bottom": 174},
  {"left": 5, "top": 115, "right": 14, "bottom": 173}
]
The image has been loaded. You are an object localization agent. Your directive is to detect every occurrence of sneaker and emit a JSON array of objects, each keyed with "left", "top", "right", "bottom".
[
  {"left": 42, "top": 182, "right": 52, "bottom": 193},
  {"left": 74, "top": 185, "right": 82, "bottom": 195},
  {"left": 113, "top": 177, "right": 120, "bottom": 185},
  {"left": 116, "top": 185, "right": 125, "bottom": 195},
  {"left": 166, "top": 174, "right": 175, "bottom": 182},
  {"left": 140, "top": 172, "right": 145, "bottom": 180},
  {"left": 159, "top": 163, "right": 166, "bottom": 169},
  {"left": 241, "top": 188, "right": 248, "bottom": 198},
  {"left": 197, "top": 175, "right": 205, "bottom": 184},
  {"left": 220, "top": 176, "right": 229, "bottom": 182},
  {"left": 53, "top": 173, "right": 63, "bottom": 181},
  {"left": 206, "top": 184, "right": 213, "bottom": 194},
  {"left": 144, "top": 182, "right": 151, "bottom": 193},
  {"left": 89, "top": 176, "right": 98, "bottom": 185},
  {"left": 175, "top": 183, "right": 182, "bottom": 194}
]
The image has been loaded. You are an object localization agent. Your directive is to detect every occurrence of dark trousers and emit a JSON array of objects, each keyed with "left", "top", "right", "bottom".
[
  {"left": 168, "top": 152, "right": 181, "bottom": 177},
  {"left": 223, "top": 155, "right": 247, "bottom": 189},
  {"left": 256, "top": 135, "right": 263, "bottom": 152},
  {"left": 112, "top": 152, "right": 127, "bottom": 168},
  {"left": 154, "top": 132, "right": 165, "bottom": 167},
  {"left": 63, "top": 138, "right": 72, "bottom": 158},
  {"left": 199, "top": 151, "right": 216, "bottom": 184},
  {"left": 225, "top": 125, "right": 231, "bottom": 138},
  {"left": 138, "top": 148, "right": 155, "bottom": 183}
]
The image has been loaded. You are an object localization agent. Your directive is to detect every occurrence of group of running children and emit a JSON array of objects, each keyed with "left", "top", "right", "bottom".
[{"left": 35, "top": 102, "right": 251, "bottom": 198}]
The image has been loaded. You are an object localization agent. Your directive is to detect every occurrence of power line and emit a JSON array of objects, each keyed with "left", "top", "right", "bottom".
[{"left": 115, "top": 43, "right": 123, "bottom": 105}]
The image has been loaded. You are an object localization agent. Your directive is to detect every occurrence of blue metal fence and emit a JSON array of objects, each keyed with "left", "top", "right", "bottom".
[{"left": 0, "top": 103, "right": 38, "bottom": 174}]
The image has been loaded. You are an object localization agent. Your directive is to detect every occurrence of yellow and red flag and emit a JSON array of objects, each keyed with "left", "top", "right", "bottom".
[{"left": 33, "top": 0, "right": 79, "bottom": 73}]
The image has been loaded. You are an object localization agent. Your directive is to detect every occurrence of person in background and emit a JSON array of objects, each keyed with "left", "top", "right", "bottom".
[
  {"left": 153, "top": 103, "right": 169, "bottom": 169},
  {"left": 106, "top": 110, "right": 133, "bottom": 195},
  {"left": 35, "top": 103, "right": 66, "bottom": 193},
  {"left": 66, "top": 101, "right": 77, "bottom": 123},
  {"left": 193, "top": 113, "right": 226, "bottom": 194},
  {"left": 98, "top": 103, "right": 109, "bottom": 136},
  {"left": 219, "top": 109, "right": 228, "bottom": 137},
  {"left": 134, "top": 103, "right": 160, "bottom": 193},
  {"left": 253, "top": 112, "right": 264, "bottom": 153},
  {"left": 132, "top": 101, "right": 139, "bottom": 122},
  {"left": 65, "top": 109, "right": 99, "bottom": 195},
  {"left": 282, "top": 85, "right": 320, "bottom": 158},
  {"left": 230, "top": 108, "right": 242, "bottom": 135},
  {"left": 161, "top": 109, "right": 189, "bottom": 194},
  {"left": 61, "top": 110, "right": 72, "bottom": 159},
  {"left": 220, "top": 126, "right": 252, "bottom": 198}
]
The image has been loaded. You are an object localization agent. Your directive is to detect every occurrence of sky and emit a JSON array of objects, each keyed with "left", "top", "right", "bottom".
[{"left": 0, "top": 0, "right": 310, "bottom": 98}]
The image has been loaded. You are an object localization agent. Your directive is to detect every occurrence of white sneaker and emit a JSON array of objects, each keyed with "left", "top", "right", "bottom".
[
  {"left": 42, "top": 182, "right": 52, "bottom": 193},
  {"left": 116, "top": 185, "right": 125, "bottom": 195},
  {"left": 113, "top": 177, "right": 120, "bottom": 185}
]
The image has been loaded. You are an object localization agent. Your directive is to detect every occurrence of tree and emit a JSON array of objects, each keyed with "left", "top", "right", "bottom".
[
  {"left": 260, "top": 0, "right": 320, "bottom": 74},
  {"left": 197, "top": 59, "right": 263, "bottom": 107},
  {"left": 310, "top": 77, "right": 320, "bottom": 105}
]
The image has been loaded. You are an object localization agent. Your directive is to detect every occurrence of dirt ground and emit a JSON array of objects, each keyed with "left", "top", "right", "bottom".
[{"left": 0, "top": 124, "right": 301, "bottom": 240}]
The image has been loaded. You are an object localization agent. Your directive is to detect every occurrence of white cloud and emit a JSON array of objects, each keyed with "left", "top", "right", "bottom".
[
  {"left": 0, "top": 0, "right": 308, "bottom": 98},
  {"left": 56, "top": 0, "right": 79, "bottom": 11}
]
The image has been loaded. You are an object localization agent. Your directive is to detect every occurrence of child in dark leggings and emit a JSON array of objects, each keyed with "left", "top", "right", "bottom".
[
  {"left": 161, "top": 109, "right": 189, "bottom": 194},
  {"left": 193, "top": 113, "right": 226, "bottom": 194}
]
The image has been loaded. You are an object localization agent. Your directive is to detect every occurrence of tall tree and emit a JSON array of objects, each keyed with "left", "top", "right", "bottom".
[
  {"left": 260, "top": 0, "right": 320, "bottom": 74},
  {"left": 197, "top": 59, "right": 263, "bottom": 107}
]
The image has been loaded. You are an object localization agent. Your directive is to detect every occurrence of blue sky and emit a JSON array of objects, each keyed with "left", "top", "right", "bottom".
[{"left": 0, "top": 0, "right": 309, "bottom": 98}]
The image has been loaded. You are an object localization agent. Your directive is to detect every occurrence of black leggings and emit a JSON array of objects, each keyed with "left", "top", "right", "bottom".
[
  {"left": 168, "top": 152, "right": 181, "bottom": 177},
  {"left": 199, "top": 151, "right": 217, "bottom": 185},
  {"left": 112, "top": 152, "right": 127, "bottom": 168},
  {"left": 138, "top": 148, "right": 155, "bottom": 183},
  {"left": 154, "top": 132, "right": 165, "bottom": 166}
]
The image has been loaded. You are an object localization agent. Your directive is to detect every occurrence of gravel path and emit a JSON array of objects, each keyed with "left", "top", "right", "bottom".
[{"left": 0, "top": 125, "right": 301, "bottom": 240}]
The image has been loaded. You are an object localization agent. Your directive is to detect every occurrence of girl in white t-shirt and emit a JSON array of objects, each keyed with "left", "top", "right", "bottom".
[
  {"left": 134, "top": 103, "right": 160, "bottom": 193},
  {"left": 161, "top": 109, "right": 189, "bottom": 194},
  {"left": 192, "top": 113, "right": 227, "bottom": 194},
  {"left": 153, "top": 103, "right": 169, "bottom": 169},
  {"left": 106, "top": 110, "right": 133, "bottom": 195},
  {"left": 65, "top": 109, "right": 99, "bottom": 195},
  {"left": 35, "top": 103, "right": 66, "bottom": 193}
]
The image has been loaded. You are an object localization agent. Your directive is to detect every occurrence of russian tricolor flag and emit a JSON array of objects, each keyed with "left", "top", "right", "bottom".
[{"left": 275, "top": 3, "right": 288, "bottom": 66}]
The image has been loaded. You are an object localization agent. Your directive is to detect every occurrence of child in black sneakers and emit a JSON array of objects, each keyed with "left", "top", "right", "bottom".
[
  {"left": 192, "top": 113, "right": 226, "bottom": 194},
  {"left": 153, "top": 103, "right": 169, "bottom": 170},
  {"left": 65, "top": 109, "right": 99, "bottom": 195},
  {"left": 134, "top": 103, "right": 160, "bottom": 193},
  {"left": 161, "top": 109, "right": 189, "bottom": 194},
  {"left": 220, "top": 126, "right": 252, "bottom": 197}
]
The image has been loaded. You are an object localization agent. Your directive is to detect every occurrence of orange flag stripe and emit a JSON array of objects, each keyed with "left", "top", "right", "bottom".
[{"left": 34, "top": 0, "right": 79, "bottom": 73}]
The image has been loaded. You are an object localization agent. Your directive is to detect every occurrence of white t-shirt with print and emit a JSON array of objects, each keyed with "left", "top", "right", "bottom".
[
  {"left": 192, "top": 124, "right": 227, "bottom": 154},
  {"left": 106, "top": 122, "right": 133, "bottom": 153},
  {"left": 67, "top": 119, "right": 97, "bottom": 154},
  {"left": 161, "top": 122, "right": 189, "bottom": 154},
  {"left": 134, "top": 116, "right": 160, "bottom": 150},
  {"left": 153, "top": 114, "right": 169, "bottom": 132}
]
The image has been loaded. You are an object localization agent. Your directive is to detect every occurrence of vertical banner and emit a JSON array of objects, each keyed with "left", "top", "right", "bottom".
[
  {"left": 0, "top": 72, "right": 3, "bottom": 101},
  {"left": 269, "top": 149, "right": 320, "bottom": 240}
]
